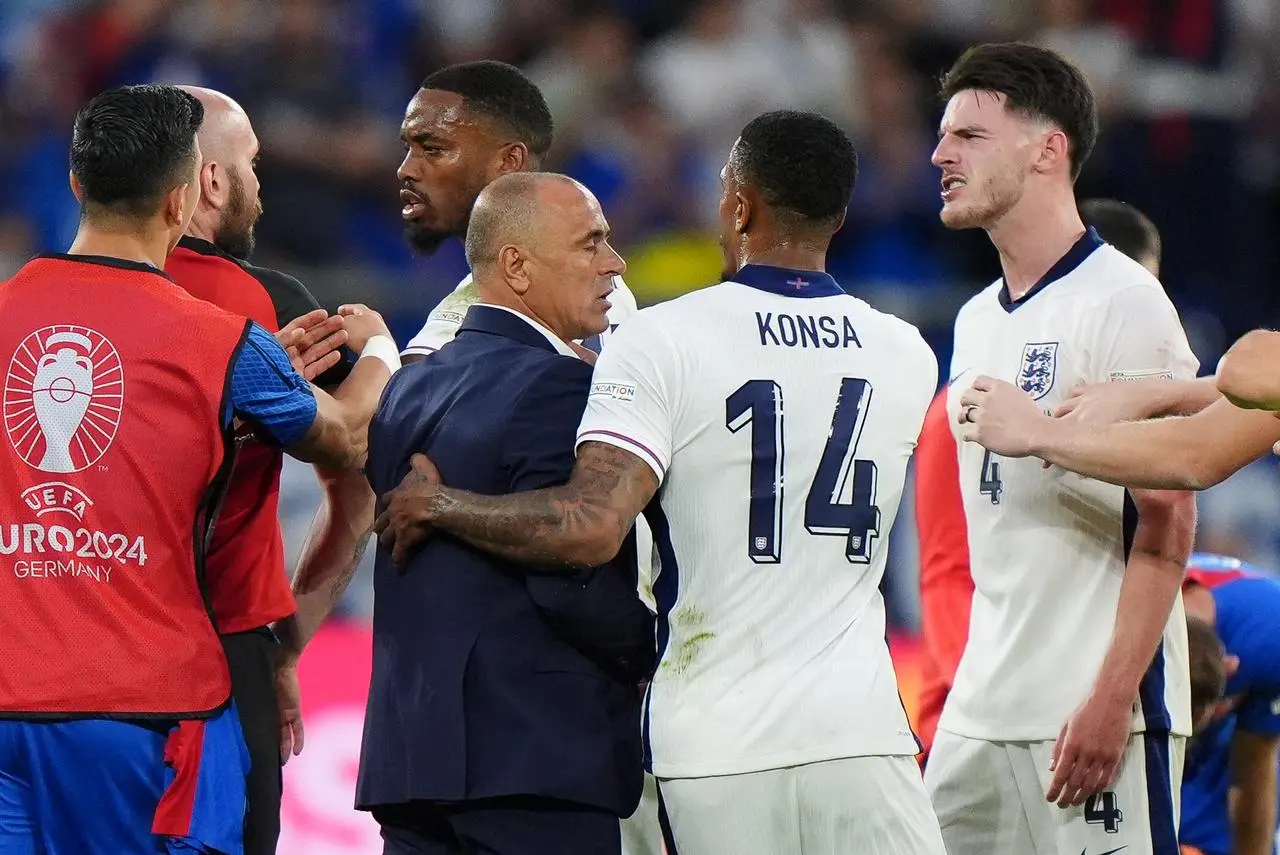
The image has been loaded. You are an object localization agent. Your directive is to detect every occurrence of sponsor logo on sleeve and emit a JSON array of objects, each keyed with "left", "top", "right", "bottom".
[
  {"left": 590, "top": 382, "right": 636, "bottom": 403},
  {"left": 1107, "top": 369, "right": 1175, "bottom": 383}
]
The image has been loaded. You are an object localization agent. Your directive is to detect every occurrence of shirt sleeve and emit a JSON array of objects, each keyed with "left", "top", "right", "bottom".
[
  {"left": 1091, "top": 282, "right": 1200, "bottom": 383},
  {"left": 575, "top": 312, "right": 675, "bottom": 484},
  {"left": 228, "top": 322, "right": 317, "bottom": 446}
]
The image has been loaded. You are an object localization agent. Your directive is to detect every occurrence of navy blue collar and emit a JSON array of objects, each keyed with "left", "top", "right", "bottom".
[
  {"left": 998, "top": 227, "right": 1104, "bottom": 312},
  {"left": 457, "top": 305, "right": 560, "bottom": 354},
  {"left": 732, "top": 264, "right": 845, "bottom": 298}
]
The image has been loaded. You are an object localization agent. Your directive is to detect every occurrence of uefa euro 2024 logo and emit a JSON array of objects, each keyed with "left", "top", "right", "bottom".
[{"left": 3, "top": 326, "right": 124, "bottom": 473}]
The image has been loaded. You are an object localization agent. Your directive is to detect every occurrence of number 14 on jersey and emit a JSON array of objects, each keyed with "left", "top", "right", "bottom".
[{"left": 725, "top": 377, "right": 881, "bottom": 565}]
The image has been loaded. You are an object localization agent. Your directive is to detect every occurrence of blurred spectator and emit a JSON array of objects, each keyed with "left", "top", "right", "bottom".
[
  {"left": 833, "top": 22, "right": 948, "bottom": 290},
  {"left": 9, "top": 0, "right": 1280, "bottom": 630}
]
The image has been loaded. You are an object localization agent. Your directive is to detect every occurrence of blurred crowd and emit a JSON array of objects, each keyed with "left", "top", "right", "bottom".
[{"left": 11, "top": 0, "right": 1280, "bottom": 626}]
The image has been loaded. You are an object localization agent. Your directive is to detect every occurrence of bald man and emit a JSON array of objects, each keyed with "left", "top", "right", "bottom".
[
  {"left": 359, "top": 172, "right": 654, "bottom": 855},
  {"left": 166, "top": 85, "right": 383, "bottom": 855}
]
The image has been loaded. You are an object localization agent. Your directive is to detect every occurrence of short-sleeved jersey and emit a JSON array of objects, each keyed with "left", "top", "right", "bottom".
[
  {"left": 1180, "top": 554, "right": 1280, "bottom": 855},
  {"left": 401, "top": 274, "right": 639, "bottom": 357},
  {"left": 941, "top": 229, "right": 1199, "bottom": 742},
  {"left": 577, "top": 264, "right": 938, "bottom": 778}
]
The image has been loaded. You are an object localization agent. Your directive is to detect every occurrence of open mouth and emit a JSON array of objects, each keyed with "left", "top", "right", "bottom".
[
  {"left": 400, "top": 188, "right": 428, "bottom": 220},
  {"left": 940, "top": 175, "right": 967, "bottom": 202}
]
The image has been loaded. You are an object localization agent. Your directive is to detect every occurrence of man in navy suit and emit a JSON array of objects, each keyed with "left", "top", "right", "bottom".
[{"left": 359, "top": 171, "right": 654, "bottom": 855}]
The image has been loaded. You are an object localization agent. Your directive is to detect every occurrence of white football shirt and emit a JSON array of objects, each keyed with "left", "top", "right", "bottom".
[
  {"left": 401, "top": 274, "right": 639, "bottom": 356},
  {"left": 941, "top": 230, "right": 1198, "bottom": 742},
  {"left": 578, "top": 265, "right": 938, "bottom": 778}
]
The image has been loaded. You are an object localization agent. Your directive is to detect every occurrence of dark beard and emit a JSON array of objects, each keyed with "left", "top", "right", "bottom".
[
  {"left": 213, "top": 169, "right": 257, "bottom": 260},
  {"left": 404, "top": 221, "right": 453, "bottom": 256}
]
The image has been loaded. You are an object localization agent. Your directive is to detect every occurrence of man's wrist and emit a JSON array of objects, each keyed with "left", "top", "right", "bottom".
[
  {"left": 1090, "top": 668, "right": 1141, "bottom": 708},
  {"left": 1027, "top": 413, "right": 1067, "bottom": 457},
  {"left": 424, "top": 486, "right": 458, "bottom": 528},
  {"left": 1153, "top": 378, "right": 1203, "bottom": 417},
  {"left": 359, "top": 334, "right": 402, "bottom": 374}
]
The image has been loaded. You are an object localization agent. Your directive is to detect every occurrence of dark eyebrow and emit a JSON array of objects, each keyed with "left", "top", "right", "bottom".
[
  {"left": 401, "top": 129, "right": 444, "bottom": 146},
  {"left": 938, "top": 125, "right": 986, "bottom": 139},
  {"left": 581, "top": 228, "right": 609, "bottom": 244}
]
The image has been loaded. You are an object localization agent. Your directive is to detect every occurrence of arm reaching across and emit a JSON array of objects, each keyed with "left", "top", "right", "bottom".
[
  {"left": 376, "top": 443, "right": 657, "bottom": 569},
  {"left": 377, "top": 311, "right": 670, "bottom": 569},
  {"left": 959, "top": 377, "right": 1280, "bottom": 490},
  {"left": 1054, "top": 376, "right": 1221, "bottom": 424},
  {"left": 284, "top": 304, "right": 399, "bottom": 471}
]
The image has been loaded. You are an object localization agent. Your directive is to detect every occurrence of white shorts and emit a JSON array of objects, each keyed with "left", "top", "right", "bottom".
[
  {"left": 656, "top": 755, "right": 946, "bottom": 855},
  {"left": 620, "top": 772, "right": 663, "bottom": 855},
  {"left": 925, "top": 729, "right": 1185, "bottom": 855}
]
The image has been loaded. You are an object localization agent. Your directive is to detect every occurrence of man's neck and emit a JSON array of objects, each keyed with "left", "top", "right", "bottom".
[
  {"left": 184, "top": 210, "right": 218, "bottom": 246},
  {"left": 739, "top": 237, "right": 829, "bottom": 273},
  {"left": 473, "top": 286, "right": 575, "bottom": 346},
  {"left": 67, "top": 224, "right": 170, "bottom": 271},
  {"left": 987, "top": 188, "right": 1085, "bottom": 301}
]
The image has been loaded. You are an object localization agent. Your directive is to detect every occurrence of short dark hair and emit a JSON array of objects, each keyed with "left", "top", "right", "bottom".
[
  {"left": 422, "top": 60, "right": 553, "bottom": 158},
  {"left": 1079, "top": 198, "right": 1161, "bottom": 268},
  {"left": 1186, "top": 615, "right": 1226, "bottom": 732},
  {"left": 71, "top": 84, "right": 204, "bottom": 219},
  {"left": 940, "top": 43, "right": 1099, "bottom": 181},
  {"left": 732, "top": 110, "right": 858, "bottom": 229}
]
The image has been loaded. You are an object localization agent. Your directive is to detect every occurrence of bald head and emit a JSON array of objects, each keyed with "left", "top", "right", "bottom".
[
  {"left": 176, "top": 86, "right": 253, "bottom": 164},
  {"left": 465, "top": 171, "right": 624, "bottom": 344},
  {"left": 175, "top": 85, "right": 262, "bottom": 258},
  {"left": 465, "top": 172, "right": 589, "bottom": 273}
]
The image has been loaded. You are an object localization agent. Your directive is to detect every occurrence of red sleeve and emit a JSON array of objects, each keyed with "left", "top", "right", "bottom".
[{"left": 915, "top": 388, "right": 974, "bottom": 686}]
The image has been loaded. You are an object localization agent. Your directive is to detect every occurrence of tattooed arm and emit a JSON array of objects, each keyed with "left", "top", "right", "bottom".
[
  {"left": 275, "top": 465, "right": 376, "bottom": 664},
  {"left": 377, "top": 442, "right": 658, "bottom": 570}
]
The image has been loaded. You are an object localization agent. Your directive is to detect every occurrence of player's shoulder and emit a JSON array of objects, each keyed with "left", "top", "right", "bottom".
[
  {"left": 1076, "top": 243, "right": 1166, "bottom": 298},
  {"left": 431, "top": 274, "right": 479, "bottom": 324},
  {"left": 236, "top": 258, "right": 320, "bottom": 316},
  {"left": 955, "top": 279, "right": 1005, "bottom": 325},
  {"left": 841, "top": 289, "right": 931, "bottom": 344}
]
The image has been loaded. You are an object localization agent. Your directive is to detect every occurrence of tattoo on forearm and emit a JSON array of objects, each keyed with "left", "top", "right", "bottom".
[
  {"left": 328, "top": 525, "right": 373, "bottom": 603},
  {"left": 433, "top": 443, "right": 656, "bottom": 566}
]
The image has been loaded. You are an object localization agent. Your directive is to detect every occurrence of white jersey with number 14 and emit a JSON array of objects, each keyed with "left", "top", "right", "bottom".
[{"left": 577, "top": 265, "right": 938, "bottom": 778}]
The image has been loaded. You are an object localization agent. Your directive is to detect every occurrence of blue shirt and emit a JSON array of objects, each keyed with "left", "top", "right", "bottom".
[
  {"left": 225, "top": 322, "right": 317, "bottom": 445},
  {"left": 1181, "top": 561, "right": 1280, "bottom": 855}
]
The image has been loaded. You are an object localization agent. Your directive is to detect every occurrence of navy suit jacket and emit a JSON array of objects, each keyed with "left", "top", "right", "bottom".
[{"left": 356, "top": 306, "right": 652, "bottom": 817}]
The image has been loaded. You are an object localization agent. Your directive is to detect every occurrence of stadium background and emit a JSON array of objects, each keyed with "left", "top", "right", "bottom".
[{"left": 11, "top": 0, "right": 1279, "bottom": 849}]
